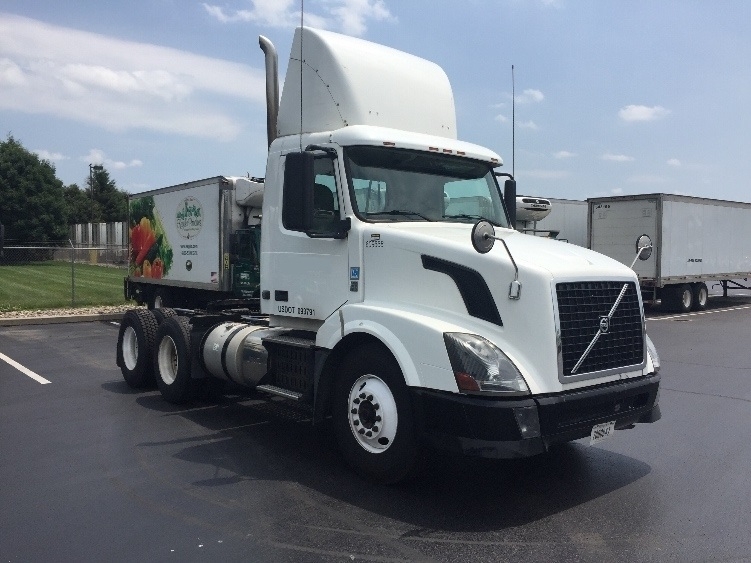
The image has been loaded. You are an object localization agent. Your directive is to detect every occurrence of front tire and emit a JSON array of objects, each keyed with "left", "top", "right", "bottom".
[
  {"left": 154, "top": 316, "right": 193, "bottom": 404},
  {"left": 116, "top": 309, "right": 158, "bottom": 388},
  {"left": 333, "top": 343, "right": 417, "bottom": 484}
]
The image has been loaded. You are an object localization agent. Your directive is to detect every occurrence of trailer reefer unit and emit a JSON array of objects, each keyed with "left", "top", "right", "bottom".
[{"left": 588, "top": 193, "right": 751, "bottom": 312}]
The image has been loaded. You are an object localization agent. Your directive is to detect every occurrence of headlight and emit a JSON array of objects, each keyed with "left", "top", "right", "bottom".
[
  {"left": 646, "top": 334, "right": 660, "bottom": 373},
  {"left": 444, "top": 333, "right": 529, "bottom": 394}
]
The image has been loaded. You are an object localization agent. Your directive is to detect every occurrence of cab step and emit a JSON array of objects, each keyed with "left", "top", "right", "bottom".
[{"left": 256, "top": 384, "right": 303, "bottom": 401}]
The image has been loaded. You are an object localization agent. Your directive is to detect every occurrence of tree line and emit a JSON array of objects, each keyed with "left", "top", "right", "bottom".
[{"left": 0, "top": 135, "right": 129, "bottom": 243}]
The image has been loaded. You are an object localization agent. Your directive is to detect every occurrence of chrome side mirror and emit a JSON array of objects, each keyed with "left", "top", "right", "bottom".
[
  {"left": 636, "top": 234, "right": 653, "bottom": 261},
  {"left": 629, "top": 234, "right": 653, "bottom": 268},
  {"left": 471, "top": 220, "right": 496, "bottom": 254}
]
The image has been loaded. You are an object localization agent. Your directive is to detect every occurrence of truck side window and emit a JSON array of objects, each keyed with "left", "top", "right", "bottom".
[{"left": 310, "top": 157, "right": 340, "bottom": 233}]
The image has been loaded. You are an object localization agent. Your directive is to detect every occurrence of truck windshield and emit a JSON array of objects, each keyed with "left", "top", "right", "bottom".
[{"left": 344, "top": 146, "right": 509, "bottom": 227}]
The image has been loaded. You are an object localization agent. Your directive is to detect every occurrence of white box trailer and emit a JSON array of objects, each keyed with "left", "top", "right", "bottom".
[
  {"left": 539, "top": 198, "right": 588, "bottom": 247},
  {"left": 125, "top": 176, "right": 263, "bottom": 309},
  {"left": 588, "top": 193, "right": 751, "bottom": 312}
]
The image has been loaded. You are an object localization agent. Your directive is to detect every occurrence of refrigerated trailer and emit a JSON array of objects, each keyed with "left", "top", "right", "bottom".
[
  {"left": 125, "top": 176, "right": 263, "bottom": 309},
  {"left": 588, "top": 193, "right": 751, "bottom": 312}
]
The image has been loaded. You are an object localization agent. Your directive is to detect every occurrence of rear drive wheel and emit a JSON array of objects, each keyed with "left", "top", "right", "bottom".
[
  {"left": 333, "top": 343, "right": 417, "bottom": 484},
  {"left": 116, "top": 309, "right": 158, "bottom": 388},
  {"left": 692, "top": 283, "right": 708, "bottom": 311},
  {"left": 152, "top": 307, "right": 177, "bottom": 326},
  {"left": 154, "top": 316, "right": 193, "bottom": 404}
]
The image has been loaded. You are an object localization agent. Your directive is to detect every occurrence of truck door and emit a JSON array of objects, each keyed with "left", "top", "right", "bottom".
[{"left": 266, "top": 153, "right": 349, "bottom": 323}]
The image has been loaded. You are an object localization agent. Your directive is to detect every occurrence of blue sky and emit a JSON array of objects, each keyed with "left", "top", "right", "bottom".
[{"left": 1, "top": 1, "right": 749, "bottom": 202}]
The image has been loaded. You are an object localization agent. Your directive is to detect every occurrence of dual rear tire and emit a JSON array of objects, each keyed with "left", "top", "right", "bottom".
[
  {"left": 662, "top": 282, "right": 708, "bottom": 313},
  {"left": 117, "top": 309, "right": 192, "bottom": 404}
]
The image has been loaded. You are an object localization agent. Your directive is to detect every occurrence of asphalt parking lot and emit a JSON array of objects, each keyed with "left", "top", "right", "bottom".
[{"left": 1, "top": 296, "right": 750, "bottom": 562}]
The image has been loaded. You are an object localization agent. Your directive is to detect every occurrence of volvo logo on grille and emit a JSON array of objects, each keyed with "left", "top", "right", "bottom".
[{"left": 570, "top": 283, "right": 630, "bottom": 375}]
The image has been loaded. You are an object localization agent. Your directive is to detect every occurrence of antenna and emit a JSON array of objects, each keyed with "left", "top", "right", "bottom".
[
  {"left": 512, "top": 64, "right": 515, "bottom": 177},
  {"left": 299, "top": 0, "right": 304, "bottom": 152}
]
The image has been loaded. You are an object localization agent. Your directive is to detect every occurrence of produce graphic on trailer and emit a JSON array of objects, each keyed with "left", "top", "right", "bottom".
[{"left": 128, "top": 196, "right": 173, "bottom": 279}]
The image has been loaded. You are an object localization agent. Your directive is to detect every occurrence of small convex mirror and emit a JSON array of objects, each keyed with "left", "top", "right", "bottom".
[
  {"left": 636, "top": 234, "right": 653, "bottom": 261},
  {"left": 471, "top": 220, "right": 496, "bottom": 254}
]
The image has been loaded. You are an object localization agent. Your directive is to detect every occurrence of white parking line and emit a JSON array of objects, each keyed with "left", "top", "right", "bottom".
[
  {"left": 0, "top": 352, "right": 51, "bottom": 384},
  {"left": 648, "top": 304, "right": 751, "bottom": 322}
]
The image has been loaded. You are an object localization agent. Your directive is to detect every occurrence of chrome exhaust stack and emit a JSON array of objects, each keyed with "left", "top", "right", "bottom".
[{"left": 259, "top": 35, "right": 279, "bottom": 148}]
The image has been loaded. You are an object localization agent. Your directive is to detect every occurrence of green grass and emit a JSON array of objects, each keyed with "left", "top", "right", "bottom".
[{"left": 0, "top": 261, "right": 129, "bottom": 312}]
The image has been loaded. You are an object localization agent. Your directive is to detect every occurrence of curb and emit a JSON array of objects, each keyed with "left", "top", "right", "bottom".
[{"left": 0, "top": 313, "right": 125, "bottom": 327}]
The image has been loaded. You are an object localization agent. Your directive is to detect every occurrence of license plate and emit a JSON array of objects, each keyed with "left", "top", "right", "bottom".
[{"left": 590, "top": 421, "right": 616, "bottom": 445}]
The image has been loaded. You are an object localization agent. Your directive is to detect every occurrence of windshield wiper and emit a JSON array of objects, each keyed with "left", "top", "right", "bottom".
[
  {"left": 365, "top": 210, "right": 434, "bottom": 221},
  {"left": 443, "top": 213, "right": 502, "bottom": 227}
]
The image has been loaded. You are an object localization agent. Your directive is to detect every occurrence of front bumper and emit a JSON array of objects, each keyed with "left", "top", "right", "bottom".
[{"left": 410, "top": 373, "right": 661, "bottom": 458}]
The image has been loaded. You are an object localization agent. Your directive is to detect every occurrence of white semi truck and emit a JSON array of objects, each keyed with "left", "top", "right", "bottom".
[
  {"left": 588, "top": 193, "right": 751, "bottom": 312},
  {"left": 116, "top": 27, "right": 661, "bottom": 483}
]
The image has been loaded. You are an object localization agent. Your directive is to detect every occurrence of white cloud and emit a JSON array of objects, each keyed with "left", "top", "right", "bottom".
[
  {"left": 618, "top": 104, "right": 670, "bottom": 122},
  {"left": 518, "top": 120, "right": 538, "bottom": 130},
  {"left": 667, "top": 158, "right": 681, "bottom": 167},
  {"left": 35, "top": 149, "right": 69, "bottom": 162},
  {"left": 515, "top": 89, "right": 544, "bottom": 104},
  {"left": 611, "top": 188, "right": 624, "bottom": 196},
  {"left": 202, "top": 0, "right": 394, "bottom": 36},
  {"left": 0, "top": 14, "right": 266, "bottom": 141},
  {"left": 553, "top": 150, "right": 577, "bottom": 159},
  {"left": 495, "top": 114, "right": 509, "bottom": 123},
  {"left": 0, "top": 57, "right": 26, "bottom": 86},
  {"left": 602, "top": 153, "right": 635, "bottom": 162},
  {"left": 81, "top": 149, "right": 143, "bottom": 170}
]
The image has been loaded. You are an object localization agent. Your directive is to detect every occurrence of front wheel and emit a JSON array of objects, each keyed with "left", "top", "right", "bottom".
[
  {"left": 154, "top": 316, "right": 193, "bottom": 404},
  {"left": 333, "top": 343, "right": 417, "bottom": 484}
]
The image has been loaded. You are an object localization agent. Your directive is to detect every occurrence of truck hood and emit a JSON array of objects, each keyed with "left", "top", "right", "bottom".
[{"left": 379, "top": 222, "right": 636, "bottom": 281}]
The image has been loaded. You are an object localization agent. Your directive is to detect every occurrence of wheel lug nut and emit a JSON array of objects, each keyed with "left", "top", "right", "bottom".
[
  {"left": 358, "top": 428, "right": 365, "bottom": 435},
  {"left": 354, "top": 398, "right": 360, "bottom": 404},
  {"left": 366, "top": 431, "right": 373, "bottom": 437},
  {"left": 375, "top": 416, "right": 381, "bottom": 422},
  {"left": 359, "top": 393, "right": 366, "bottom": 399},
  {"left": 373, "top": 403, "right": 380, "bottom": 410},
  {"left": 353, "top": 420, "right": 360, "bottom": 426},
  {"left": 351, "top": 408, "right": 358, "bottom": 414},
  {"left": 373, "top": 426, "right": 379, "bottom": 432},
  {"left": 367, "top": 395, "right": 373, "bottom": 401}
]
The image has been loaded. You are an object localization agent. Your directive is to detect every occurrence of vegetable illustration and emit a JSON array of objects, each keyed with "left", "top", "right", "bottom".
[{"left": 129, "top": 196, "right": 173, "bottom": 279}]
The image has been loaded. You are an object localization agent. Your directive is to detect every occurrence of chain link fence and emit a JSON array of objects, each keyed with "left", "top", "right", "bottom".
[{"left": 0, "top": 241, "right": 129, "bottom": 310}]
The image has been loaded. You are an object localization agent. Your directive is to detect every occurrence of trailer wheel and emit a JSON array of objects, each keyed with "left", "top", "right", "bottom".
[
  {"left": 692, "top": 283, "right": 708, "bottom": 311},
  {"left": 116, "top": 309, "right": 158, "bottom": 388},
  {"left": 664, "top": 284, "right": 693, "bottom": 313},
  {"left": 154, "top": 316, "right": 193, "bottom": 404},
  {"left": 333, "top": 343, "right": 417, "bottom": 484}
]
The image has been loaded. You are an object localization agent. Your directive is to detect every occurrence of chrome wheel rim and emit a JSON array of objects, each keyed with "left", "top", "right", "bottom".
[
  {"left": 157, "top": 336, "right": 178, "bottom": 385},
  {"left": 347, "top": 375, "right": 398, "bottom": 454}
]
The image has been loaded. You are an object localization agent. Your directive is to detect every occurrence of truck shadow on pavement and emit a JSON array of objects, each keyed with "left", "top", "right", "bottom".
[{"left": 107, "top": 380, "right": 653, "bottom": 533}]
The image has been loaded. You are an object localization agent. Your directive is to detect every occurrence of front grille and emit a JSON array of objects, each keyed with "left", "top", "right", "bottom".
[{"left": 556, "top": 281, "right": 644, "bottom": 377}]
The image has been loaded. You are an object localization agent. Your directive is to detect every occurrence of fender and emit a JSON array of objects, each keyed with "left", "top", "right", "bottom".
[{"left": 317, "top": 302, "right": 460, "bottom": 392}]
